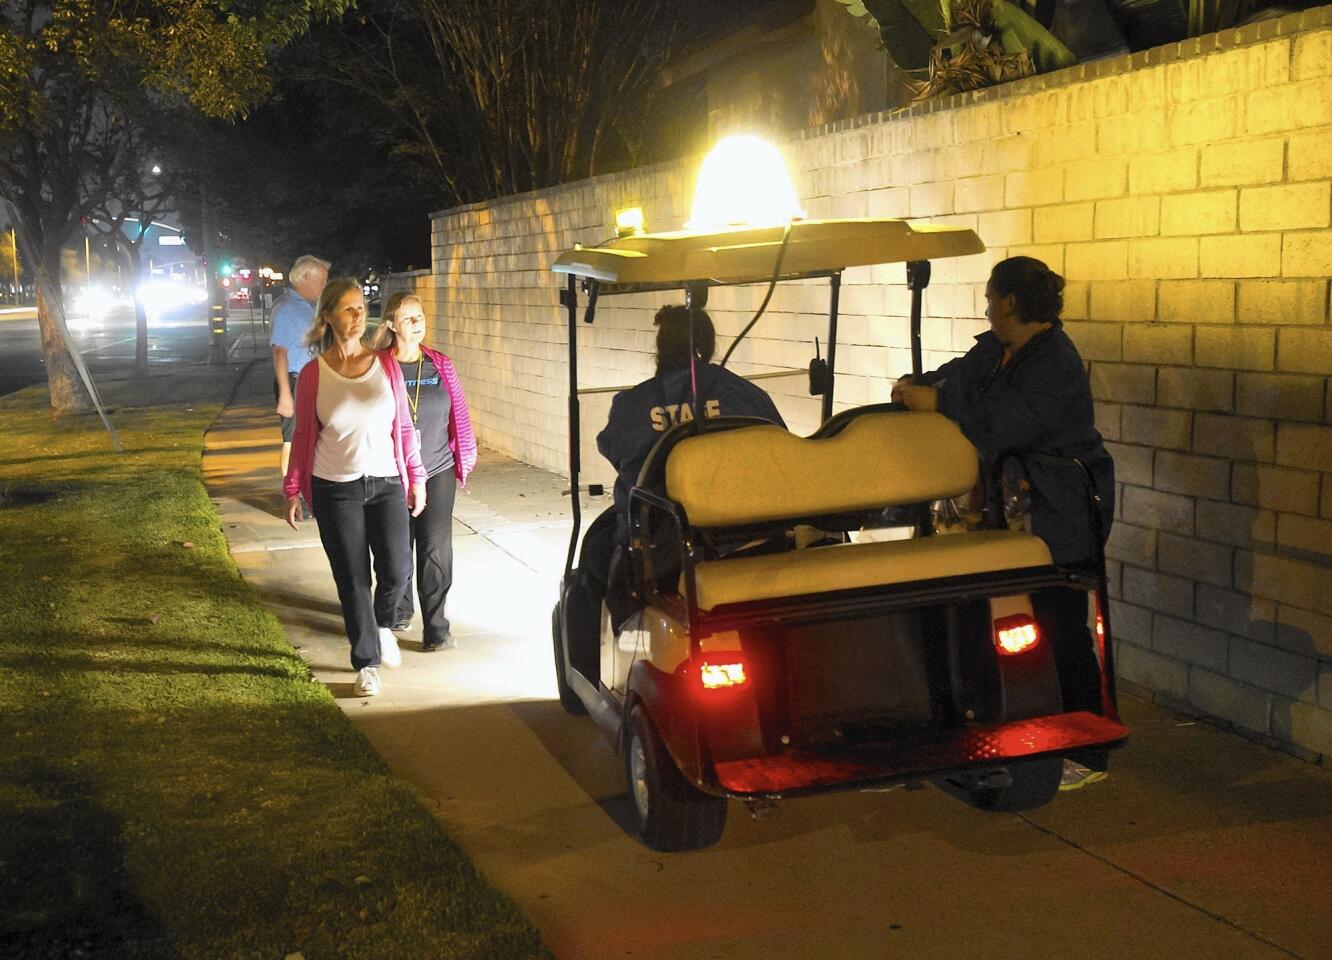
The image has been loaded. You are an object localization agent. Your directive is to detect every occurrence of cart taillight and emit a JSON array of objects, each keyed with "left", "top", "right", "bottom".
[
  {"left": 993, "top": 614, "right": 1040, "bottom": 655},
  {"left": 699, "top": 660, "right": 748, "bottom": 690}
]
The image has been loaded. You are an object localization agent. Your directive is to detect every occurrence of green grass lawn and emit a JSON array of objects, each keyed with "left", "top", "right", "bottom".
[{"left": 0, "top": 372, "right": 550, "bottom": 959}]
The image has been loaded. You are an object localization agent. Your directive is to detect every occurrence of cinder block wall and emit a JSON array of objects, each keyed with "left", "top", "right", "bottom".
[{"left": 406, "top": 8, "right": 1332, "bottom": 762}]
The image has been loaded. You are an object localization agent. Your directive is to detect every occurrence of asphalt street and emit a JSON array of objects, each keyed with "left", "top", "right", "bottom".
[{"left": 0, "top": 303, "right": 271, "bottom": 398}]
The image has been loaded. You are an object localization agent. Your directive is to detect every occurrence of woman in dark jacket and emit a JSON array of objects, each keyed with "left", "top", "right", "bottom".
[{"left": 894, "top": 255, "right": 1115, "bottom": 787}]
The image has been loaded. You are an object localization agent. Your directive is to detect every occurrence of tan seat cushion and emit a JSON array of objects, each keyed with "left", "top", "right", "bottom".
[
  {"left": 665, "top": 412, "right": 977, "bottom": 528},
  {"left": 689, "top": 529, "right": 1053, "bottom": 611}
]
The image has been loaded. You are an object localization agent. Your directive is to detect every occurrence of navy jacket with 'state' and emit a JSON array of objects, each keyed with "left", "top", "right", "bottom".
[
  {"left": 597, "top": 363, "right": 785, "bottom": 534},
  {"left": 916, "top": 321, "right": 1115, "bottom": 566}
]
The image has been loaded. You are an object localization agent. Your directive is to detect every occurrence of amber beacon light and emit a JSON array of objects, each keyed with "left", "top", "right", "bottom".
[{"left": 686, "top": 134, "right": 805, "bottom": 232}]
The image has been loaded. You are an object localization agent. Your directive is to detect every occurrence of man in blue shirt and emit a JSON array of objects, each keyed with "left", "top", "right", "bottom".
[{"left": 270, "top": 254, "right": 329, "bottom": 476}]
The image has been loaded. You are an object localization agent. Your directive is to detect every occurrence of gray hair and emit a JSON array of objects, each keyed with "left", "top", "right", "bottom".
[{"left": 289, "top": 255, "right": 331, "bottom": 285}]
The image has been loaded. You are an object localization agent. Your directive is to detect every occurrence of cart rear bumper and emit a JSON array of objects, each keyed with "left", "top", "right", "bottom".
[{"left": 711, "top": 710, "right": 1127, "bottom": 798}]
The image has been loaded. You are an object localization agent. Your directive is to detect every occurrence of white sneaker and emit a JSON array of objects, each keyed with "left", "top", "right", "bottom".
[
  {"left": 354, "top": 666, "right": 380, "bottom": 697},
  {"left": 378, "top": 627, "right": 402, "bottom": 668},
  {"left": 1059, "top": 759, "right": 1107, "bottom": 791}
]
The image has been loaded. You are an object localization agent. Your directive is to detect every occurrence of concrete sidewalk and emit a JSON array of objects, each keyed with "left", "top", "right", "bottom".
[{"left": 204, "top": 359, "right": 1332, "bottom": 960}]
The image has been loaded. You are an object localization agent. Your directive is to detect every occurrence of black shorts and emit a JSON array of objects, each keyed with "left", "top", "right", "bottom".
[{"left": 275, "top": 371, "right": 300, "bottom": 443}]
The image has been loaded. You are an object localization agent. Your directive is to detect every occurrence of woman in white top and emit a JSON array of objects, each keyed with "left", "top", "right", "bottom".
[{"left": 282, "top": 279, "right": 428, "bottom": 697}]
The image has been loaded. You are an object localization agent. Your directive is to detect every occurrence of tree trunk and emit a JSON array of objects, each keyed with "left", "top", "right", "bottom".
[
  {"left": 129, "top": 246, "right": 149, "bottom": 375},
  {"left": 35, "top": 267, "right": 92, "bottom": 415},
  {"left": 133, "top": 296, "right": 149, "bottom": 375}
]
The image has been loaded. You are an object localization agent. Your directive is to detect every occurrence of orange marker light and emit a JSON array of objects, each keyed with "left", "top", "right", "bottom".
[
  {"left": 994, "top": 614, "right": 1040, "bottom": 655},
  {"left": 699, "top": 661, "right": 747, "bottom": 690}
]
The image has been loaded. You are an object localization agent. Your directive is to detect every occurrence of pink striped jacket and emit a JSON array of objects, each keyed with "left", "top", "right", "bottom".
[
  {"left": 420, "top": 345, "right": 477, "bottom": 486},
  {"left": 282, "top": 351, "right": 428, "bottom": 507}
]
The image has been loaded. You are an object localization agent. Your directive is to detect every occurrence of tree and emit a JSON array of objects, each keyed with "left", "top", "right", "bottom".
[
  {"left": 87, "top": 116, "right": 183, "bottom": 375},
  {"left": 0, "top": 0, "right": 351, "bottom": 414},
  {"left": 0, "top": 226, "right": 19, "bottom": 301},
  {"left": 169, "top": 99, "right": 440, "bottom": 278},
  {"left": 299, "top": 0, "right": 702, "bottom": 208}
]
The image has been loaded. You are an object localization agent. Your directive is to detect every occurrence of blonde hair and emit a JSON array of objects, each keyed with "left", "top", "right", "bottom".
[
  {"left": 304, "top": 278, "right": 364, "bottom": 354},
  {"left": 370, "top": 291, "right": 424, "bottom": 351}
]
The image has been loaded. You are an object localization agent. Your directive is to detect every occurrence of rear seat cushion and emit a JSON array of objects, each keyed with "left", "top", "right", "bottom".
[
  {"left": 688, "top": 529, "right": 1053, "bottom": 611},
  {"left": 665, "top": 412, "right": 978, "bottom": 528}
]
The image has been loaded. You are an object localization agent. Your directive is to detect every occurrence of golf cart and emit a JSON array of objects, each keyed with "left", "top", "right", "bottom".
[{"left": 549, "top": 214, "right": 1127, "bottom": 852}]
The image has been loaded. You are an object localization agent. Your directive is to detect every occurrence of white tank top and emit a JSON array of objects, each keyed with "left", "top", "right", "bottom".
[{"left": 313, "top": 356, "right": 399, "bottom": 481}]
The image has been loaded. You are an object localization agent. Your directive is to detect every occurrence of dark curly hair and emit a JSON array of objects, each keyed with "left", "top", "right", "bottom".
[
  {"left": 989, "top": 256, "right": 1065, "bottom": 325},
  {"left": 654, "top": 304, "right": 715, "bottom": 374}
]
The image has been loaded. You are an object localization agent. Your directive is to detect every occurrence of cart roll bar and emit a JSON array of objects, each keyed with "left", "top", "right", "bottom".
[
  {"left": 577, "top": 368, "right": 804, "bottom": 396},
  {"left": 561, "top": 276, "right": 605, "bottom": 578},
  {"left": 821, "top": 272, "right": 841, "bottom": 423},
  {"left": 1063, "top": 453, "right": 1118, "bottom": 710},
  {"left": 907, "top": 260, "right": 931, "bottom": 377},
  {"left": 685, "top": 281, "right": 708, "bottom": 432},
  {"left": 562, "top": 275, "right": 581, "bottom": 577}
]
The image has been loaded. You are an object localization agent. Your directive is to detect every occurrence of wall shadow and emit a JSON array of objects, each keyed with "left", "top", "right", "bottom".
[{"left": 0, "top": 767, "right": 180, "bottom": 960}]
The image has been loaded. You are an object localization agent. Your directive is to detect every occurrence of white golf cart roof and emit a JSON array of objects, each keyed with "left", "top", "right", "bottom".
[{"left": 551, "top": 218, "right": 984, "bottom": 289}]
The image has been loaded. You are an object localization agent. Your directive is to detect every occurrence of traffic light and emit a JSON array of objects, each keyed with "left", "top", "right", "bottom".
[{"left": 219, "top": 260, "right": 233, "bottom": 277}]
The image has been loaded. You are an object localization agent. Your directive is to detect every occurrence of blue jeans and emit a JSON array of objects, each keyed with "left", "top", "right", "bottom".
[{"left": 310, "top": 475, "right": 412, "bottom": 669}]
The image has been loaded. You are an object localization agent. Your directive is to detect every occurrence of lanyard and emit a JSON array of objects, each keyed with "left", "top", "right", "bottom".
[
  {"left": 406, "top": 355, "right": 424, "bottom": 426},
  {"left": 652, "top": 365, "right": 713, "bottom": 418}
]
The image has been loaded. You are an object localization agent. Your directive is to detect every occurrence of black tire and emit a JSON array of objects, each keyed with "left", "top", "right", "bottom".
[
  {"left": 968, "top": 756, "right": 1063, "bottom": 812},
  {"left": 624, "top": 704, "right": 726, "bottom": 852},
  {"left": 551, "top": 602, "right": 587, "bottom": 715}
]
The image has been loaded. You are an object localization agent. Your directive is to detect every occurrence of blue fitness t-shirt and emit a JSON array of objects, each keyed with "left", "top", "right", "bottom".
[{"left": 399, "top": 354, "right": 454, "bottom": 478}]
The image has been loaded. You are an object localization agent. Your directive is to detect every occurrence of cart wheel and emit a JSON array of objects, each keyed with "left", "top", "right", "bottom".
[
  {"left": 969, "top": 756, "right": 1062, "bottom": 812},
  {"left": 625, "top": 705, "right": 726, "bottom": 852},
  {"left": 551, "top": 602, "right": 587, "bottom": 715}
]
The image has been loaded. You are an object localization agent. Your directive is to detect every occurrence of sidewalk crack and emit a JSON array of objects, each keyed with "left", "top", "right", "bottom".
[
  {"left": 473, "top": 526, "right": 541, "bottom": 576},
  {"left": 1017, "top": 814, "right": 1304, "bottom": 959}
]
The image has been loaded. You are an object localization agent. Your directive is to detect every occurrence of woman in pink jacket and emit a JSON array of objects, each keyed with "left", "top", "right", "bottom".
[
  {"left": 283, "top": 279, "right": 427, "bottom": 697},
  {"left": 372, "top": 292, "right": 477, "bottom": 652}
]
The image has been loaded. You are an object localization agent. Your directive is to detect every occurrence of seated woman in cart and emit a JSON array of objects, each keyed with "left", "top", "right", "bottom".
[
  {"left": 568, "top": 304, "right": 785, "bottom": 643},
  {"left": 893, "top": 255, "right": 1115, "bottom": 789}
]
